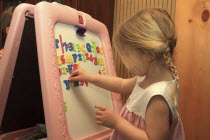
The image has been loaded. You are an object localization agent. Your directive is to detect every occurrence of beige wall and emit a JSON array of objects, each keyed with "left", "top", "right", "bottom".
[
  {"left": 113, "top": 0, "right": 176, "bottom": 102},
  {"left": 113, "top": 0, "right": 176, "bottom": 31}
]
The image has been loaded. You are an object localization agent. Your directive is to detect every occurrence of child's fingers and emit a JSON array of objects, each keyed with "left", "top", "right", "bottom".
[
  {"left": 96, "top": 121, "right": 103, "bottom": 125},
  {"left": 96, "top": 115, "right": 103, "bottom": 121},
  {"left": 69, "top": 70, "right": 80, "bottom": 81},
  {"left": 69, "top": 76, "right": 80, "bottom": 82},
  {"left": 70, "top": 69, "right": 80, "bottom": 78},
  {"left": 95, "top": 105, "right": 107, "bottom": 111},
  {"left": 95, "top": 110, "right": 103, "bottom": 115}
]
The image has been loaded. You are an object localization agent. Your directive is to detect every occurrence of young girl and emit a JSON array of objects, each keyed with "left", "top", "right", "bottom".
[{"left": 70, "top": 8, "right": 185, "bottom": 140}]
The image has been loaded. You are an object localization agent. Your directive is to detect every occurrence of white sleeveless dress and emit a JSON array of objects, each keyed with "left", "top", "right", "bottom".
[{"left": 110, "top": 76, "right": 185, "bottom": 140}]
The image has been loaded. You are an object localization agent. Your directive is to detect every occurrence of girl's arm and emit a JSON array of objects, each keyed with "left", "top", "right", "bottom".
[
  {"left": 91, "top": 74, "right": 137, "bottom": 94},
  {"left": 114, "top": 96, "right": 170, "bottom": 140},
  {"left": 69, "top": 68, "right": 138, "bottom": 94},
  {"left": 95, "top": 96, "right": 170, "bottom": 140}
]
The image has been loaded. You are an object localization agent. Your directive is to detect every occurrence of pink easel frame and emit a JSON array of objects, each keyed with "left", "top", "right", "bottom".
[
  {"left": 34, "top": 2, "right": 122, "bottom": 140},
  {"left": 0, "top": 3, "right": 35, "bottom": 126},
  {"left": 0, "top": 2, "right": 122, "bottom": 140}
]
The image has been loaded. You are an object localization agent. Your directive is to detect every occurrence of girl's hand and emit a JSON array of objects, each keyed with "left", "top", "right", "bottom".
[
  {"left": 95, "top": 105, "right": 123, "bottom": 129},
  {"left": 69, "top": 68, "right": 94, "bottom": 82}
]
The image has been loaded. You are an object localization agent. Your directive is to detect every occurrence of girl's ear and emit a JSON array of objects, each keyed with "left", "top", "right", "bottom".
[{"left": 6, "top": 27, "right": 10, "bottom": 35}]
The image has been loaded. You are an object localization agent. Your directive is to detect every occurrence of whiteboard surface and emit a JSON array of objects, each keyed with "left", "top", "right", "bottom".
[{"left": 54, "top": 23, "right": 113, "bottom": 139}]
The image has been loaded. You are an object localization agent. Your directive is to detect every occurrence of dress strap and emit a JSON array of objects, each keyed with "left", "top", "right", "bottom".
[{"left": 136, "top": 76, "right": 145, "bottom": 85}]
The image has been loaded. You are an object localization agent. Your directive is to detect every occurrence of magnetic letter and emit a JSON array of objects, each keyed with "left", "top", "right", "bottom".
[
  {"left": 61, "top": 66, "right": 67, "bottom": 74},
  {"left": 60, "top": 55, "right": 66, "bottom": 64},
  {"left": 55, "top": 39, "right": 59, "bottom": 48},
  {"left": 63, "top": 80, "right": 70, "bottom": 90},
  {"left": 57, "top": 56, "right": 62, "bottom": 65},
  {"left": 78, "top": 53, "right": 82, "bottom": 61},
  {"left": 72, "top": 54, "right": 78, "bottom": 63},
  {"left": 86, "top": 43, "right": 92, "bottom": 52},
  {"left": 76, "top": 44, "right": 81, "bottom": 52},
  {"left": 66, "top": 54, "right": 74, "bottom": 63},
  {"left": 67, "top": 64, "right": 73, "bottom": 74}
]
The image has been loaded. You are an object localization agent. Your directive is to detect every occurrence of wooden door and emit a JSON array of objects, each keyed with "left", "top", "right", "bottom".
[
  {"left": 0, "top": 0, "right": 115, "bottom": 47},
  {"left": 175, "top": 0, "right": 210, "bottom": 139},
  {"left": 75, "top": 0, "right": 115, "bottom": 38}
]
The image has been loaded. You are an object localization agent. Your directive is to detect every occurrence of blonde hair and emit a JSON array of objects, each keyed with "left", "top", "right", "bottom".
[{"left": 113, "top": 8, "right": 178, "bottom": 79}]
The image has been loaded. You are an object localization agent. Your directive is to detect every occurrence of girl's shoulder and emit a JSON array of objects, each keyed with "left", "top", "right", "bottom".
[{"left": 126, "top": 78, "right": 179, "bottom": 119}]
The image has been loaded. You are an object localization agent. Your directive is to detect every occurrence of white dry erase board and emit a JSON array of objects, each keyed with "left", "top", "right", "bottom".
[
  {"left": 0, "top": 2, "right": 122, "bottom": 140},
  {"left": 54, "top": 23, "right": 113, "bottom": 139}
]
